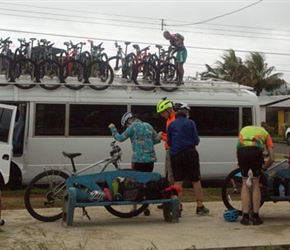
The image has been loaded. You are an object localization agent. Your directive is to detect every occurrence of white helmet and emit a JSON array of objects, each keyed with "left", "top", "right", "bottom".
[
  {"left": 121, "top": 112, "right": 133, "bottom": 127},
  {"left": 173, "top": 102, "right": 190, "bottom": 111},
  {"left": 89, "top": 190, "right": 106, "bottom": 202}
]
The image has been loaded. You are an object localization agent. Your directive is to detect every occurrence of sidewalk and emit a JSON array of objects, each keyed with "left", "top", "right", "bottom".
[{"left": 1, "top": 201, "right": 290, "bottom": 250}]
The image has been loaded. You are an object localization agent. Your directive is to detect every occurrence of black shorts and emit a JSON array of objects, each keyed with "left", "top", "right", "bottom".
[
  {"left": 132, "top": 162, "right": 154, "bottom": 172},
  {"left": 237, "top": 146, "right": 264, "bottom": 178},
  {"left": 170, "top": 146, "right": 201, "bottom": 182}
]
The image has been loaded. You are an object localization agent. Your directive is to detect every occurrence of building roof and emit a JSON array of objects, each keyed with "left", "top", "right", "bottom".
[{"left": 259, "top": 95, "right": 290, "bottom": 107}]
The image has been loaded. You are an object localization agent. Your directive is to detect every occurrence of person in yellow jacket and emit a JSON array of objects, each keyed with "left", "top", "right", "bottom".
[{"left": 237, "top": 125, "right": 275, "bottom": 225}]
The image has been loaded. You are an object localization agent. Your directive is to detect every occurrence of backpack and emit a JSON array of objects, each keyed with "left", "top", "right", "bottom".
[
  {"left": 112, "top": 177, "right": 146, "bottom": 201},
  {"left": 145, "top": 177, "right": 170, "bottom": 200},
  {"left": 176, "top": 33, "right": 184, "bottom": 41}
]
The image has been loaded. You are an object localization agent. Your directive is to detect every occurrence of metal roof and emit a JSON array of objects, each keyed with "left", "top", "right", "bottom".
[{"left": 259, "top": 95, "right": 290, "bottom": 107}]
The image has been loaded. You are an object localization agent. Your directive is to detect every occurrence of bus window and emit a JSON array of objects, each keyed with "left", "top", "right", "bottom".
[
  {"left": 13, "top": 105, "right": 26, "bottom": 156},
  {"left": 191, "top": 107, "right": 239, "bottom": 136},
  {"left": 35, "top": 104, "right": 65, "bottom": 136},
  {"left": 131, "top": 105, "right": 166, "bottom": 133},
  {"left": 242, "top": 107, "right": 253, "bottom": 127},
  {"left": 69, "top": 104, "right": 127, "bottom": 136},
  {"left": 0, "top": 108, "right": 14, "bottom": 143}
]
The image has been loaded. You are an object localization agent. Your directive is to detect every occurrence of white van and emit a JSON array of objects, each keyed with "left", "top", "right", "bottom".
[{"left": 0, "top": 80, "right": 260, "bottom": 188}]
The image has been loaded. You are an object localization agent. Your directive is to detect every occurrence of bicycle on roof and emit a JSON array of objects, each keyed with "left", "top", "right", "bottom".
[
  {"left": 59, "top": 40, "right": 86, "bottom": 90},
  {"left": 0, "top": 37, "right": 13, "bottom": 84}
]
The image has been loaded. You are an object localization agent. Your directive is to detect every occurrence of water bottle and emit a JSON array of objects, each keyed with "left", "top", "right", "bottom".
[{"left": 279, "top": 184, "right": 285, "bottom": 197}]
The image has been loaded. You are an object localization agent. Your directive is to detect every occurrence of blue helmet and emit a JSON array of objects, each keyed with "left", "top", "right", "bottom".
[{"left": 223, "top": 209, "right": 239, "bottom": 222}]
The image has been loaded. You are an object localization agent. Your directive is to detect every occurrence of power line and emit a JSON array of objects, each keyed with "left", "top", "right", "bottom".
[
  {"left": 1, "top": 27, "right": 290, "bottom": 58},
  {"left": 1, "top": 2, "right": 290, "bottom": 43},
  {"left": 167, "top": 0, "right": 263, "bottom": 26}
]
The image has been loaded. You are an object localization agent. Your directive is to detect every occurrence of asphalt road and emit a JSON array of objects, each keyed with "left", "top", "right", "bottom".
[{"left": 274, "top": 142, "right": 290, "bottom": 155}]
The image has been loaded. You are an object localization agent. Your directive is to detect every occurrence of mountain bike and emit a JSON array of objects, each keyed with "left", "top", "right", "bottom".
[
  {"left": 59, "top": 41, "right": 86, "bottom": 90},
  {"left": 221, "top": 155, "right": 290, "bottom": 215},
  {"left": 86, "top": 40, "right": 108, "bottom": 63},
  {"left": 134, "top": 44, "right": 181, "bottom": 92},
  {"left": 85, "top": 59, "right": 114, "bottom": 90},
  {"left": 35, "top": 39, "right": 62, "bottom": 90},
  {"left": 24, "top": 141, "right": 149, "bottom": 222},
  {"left": 12, "top": 38, "right": 37, "bottom": 89},
  {"left": 107, "top": 41, "right": 135, "bottom": 81},
  {"left": 0, "top": 37, "right": 13, "bottom": 84}
]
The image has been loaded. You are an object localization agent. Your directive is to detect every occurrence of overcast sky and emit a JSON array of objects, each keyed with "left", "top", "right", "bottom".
[{"left": 0, "top": 0, "right": 289, "bottom": 83}]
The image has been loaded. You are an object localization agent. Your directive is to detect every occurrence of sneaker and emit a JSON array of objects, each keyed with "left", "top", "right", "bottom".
[
  {"left": 240, "top": 217, "right": 250, "bottom": 225},
  {"left": 252, "top": 217, "right": 263, "bottom": 225},
  {"left": 233, "top": 187, "right": 238, "bottom": 194},
  {"left": 143, "top": 208, "right": 150, "bottom": 216},
  {"left": 196, "top": 206, "right": 210, "bottom": 215}
]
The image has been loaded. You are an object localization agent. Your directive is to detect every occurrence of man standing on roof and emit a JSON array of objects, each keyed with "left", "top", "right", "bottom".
[{"left": 163, "top": 30, "right": 187, "bottom": 83}]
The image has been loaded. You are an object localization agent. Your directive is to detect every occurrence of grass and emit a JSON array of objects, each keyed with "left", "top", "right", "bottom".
[{"left": 1, "top": 187, "right": 222, "bottom": 210}]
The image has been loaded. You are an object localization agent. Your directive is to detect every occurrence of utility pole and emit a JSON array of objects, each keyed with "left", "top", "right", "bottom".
[{"left": 161, "top": 19, "right": 164, "bottom": 31}]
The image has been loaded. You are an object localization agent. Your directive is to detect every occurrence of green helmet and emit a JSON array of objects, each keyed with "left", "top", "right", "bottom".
[{"left": 156, "top": 98, "right": 173, "bottom": 113}]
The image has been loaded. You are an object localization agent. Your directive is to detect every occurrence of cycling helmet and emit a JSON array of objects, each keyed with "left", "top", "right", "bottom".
[
  {"left": 173, "top": 102, "right": 190, "bottom": 111},
  {"left": 223, "top": 209, "right": 239, "bottom": 222},
  {"left": 121, "top": 112, "right": 133, "bottom": 127},
  {"left": 156, "top": 98, "right": 173, "bottom": 113},
  {"left": 89, "top": 190, "right": 106, "bottom": 202}
]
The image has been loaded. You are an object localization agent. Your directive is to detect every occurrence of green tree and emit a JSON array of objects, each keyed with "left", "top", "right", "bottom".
[
  {"left": 244, "top": 52, "right": 286, "bottom": 96},
  {"left": 215, "top": 49, "right": 248, "bottom": 84},
  {"left": 201, "top": 50, "right": 286, "bottom": 96}
]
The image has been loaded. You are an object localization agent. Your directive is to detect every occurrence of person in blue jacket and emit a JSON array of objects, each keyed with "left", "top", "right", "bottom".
[{"left": 167, "top": 102, "right": 209, "bottom": 216}]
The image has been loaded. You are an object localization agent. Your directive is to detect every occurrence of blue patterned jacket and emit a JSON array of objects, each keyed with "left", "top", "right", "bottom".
[{"left": 110, "top": 119, "right": 161, "bottom": 163}]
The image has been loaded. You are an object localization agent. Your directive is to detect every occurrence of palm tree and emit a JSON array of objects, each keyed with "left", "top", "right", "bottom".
[
  {"left": 200, "top": 49, "right": 247, "bottom": 83},
  {"left": 244, "top": 52, "right": 286, "bottom": 96},
  {"left": 201, "top": 50, "right": 286, "bottom": 96},
  {"left": 215, "top": 49, "right": 248, "bottom": 84}
]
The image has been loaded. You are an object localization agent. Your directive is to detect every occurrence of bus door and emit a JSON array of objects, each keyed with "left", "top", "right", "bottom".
[{"left": 0, "top": 104, "right": 17, "bottom": 186}]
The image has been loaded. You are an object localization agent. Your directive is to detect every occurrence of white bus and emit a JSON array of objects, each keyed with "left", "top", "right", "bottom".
[{"left": 0, "top": 79, "right": 260, "bottom": 188}]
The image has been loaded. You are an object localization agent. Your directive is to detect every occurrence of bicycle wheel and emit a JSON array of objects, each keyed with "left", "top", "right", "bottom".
[
  {"left": 13, "top": 58, "right": 36, "bottom": 89},
  {"left": 86, "top": 60, "right": 114, "bottom": 90},
  {"left": 105, "top": 203, "right": 149, "bottom": 218},
  {"left": 36, "top": 59, "right": 61, "bottom": 90},
  {"left": 159, "top": 63, "right": 181, "bottom": 92},
  {"left": 100, "top": 52, "right": 108, "bottom": 62},
  {"left": 107, "top": 56, "right": 123, "bottom": 78},
  {"left": 133, "top": 61, "right": 157, "bottom": 91},
  {"left": 0, "top": 55, "right": 11, "bottom": 85},
  {"left": 147, "top": 54, "right": 159, "bottom": 68},
  {"left": 221, "top": 168, "right": 243, "bottom": 215},
  {"left": 24, "top": 170, "right": 69, "bottom": 222},
  {"left": 60, "top": 59, "right": 85, "bottom": 90},
  {"left": 124, "top": 53, "right": 136, "bottom": 80}
]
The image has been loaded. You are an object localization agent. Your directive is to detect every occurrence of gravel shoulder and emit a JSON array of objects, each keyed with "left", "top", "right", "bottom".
[{"left": 1, "top": 201, "right": 290, "bottom": 250}]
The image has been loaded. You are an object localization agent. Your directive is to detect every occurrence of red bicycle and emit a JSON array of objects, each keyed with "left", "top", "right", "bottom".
[{"left": 59, "top": 40, "right": 86, "bottom": 90}]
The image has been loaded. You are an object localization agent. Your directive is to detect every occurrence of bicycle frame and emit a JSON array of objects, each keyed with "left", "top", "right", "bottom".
[{"left": 71, "top": 156, "right": 121, "bottom": 176}]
